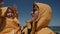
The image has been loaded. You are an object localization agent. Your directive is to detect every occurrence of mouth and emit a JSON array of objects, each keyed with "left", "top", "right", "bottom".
[{"left": 7, "top": 13, "right": 13, "bottom": 16}]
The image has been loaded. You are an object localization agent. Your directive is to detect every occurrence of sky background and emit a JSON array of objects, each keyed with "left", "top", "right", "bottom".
[{"left": 3, "top": 0, "right": 60, "bottom": 26}]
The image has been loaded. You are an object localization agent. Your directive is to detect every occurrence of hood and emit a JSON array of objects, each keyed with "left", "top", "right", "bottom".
[
  {"left": 34, "top": 2, "right": 52, "bottom": 28},
  {"left": 1, "top": 7, "right": 8, "bottom": 17}
]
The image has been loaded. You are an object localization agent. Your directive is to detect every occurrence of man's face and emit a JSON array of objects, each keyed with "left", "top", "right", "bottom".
[
  {"left": 6, "top": 9, "right": 14, "bottom": 18},
  {"left": 31, "top": 5, "right": 39, "bottom": 21}
]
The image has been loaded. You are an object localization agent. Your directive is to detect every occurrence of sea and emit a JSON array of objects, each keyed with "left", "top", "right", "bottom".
[{"left": 48, "top": 26, "right": 60, "bottom": 34}]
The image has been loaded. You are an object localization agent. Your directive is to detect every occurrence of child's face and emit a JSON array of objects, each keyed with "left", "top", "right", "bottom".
[{"left": 6, "top": 9, "right": 14, "bottom": 18}]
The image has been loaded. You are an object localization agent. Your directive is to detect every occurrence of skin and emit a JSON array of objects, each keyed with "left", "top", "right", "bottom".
[
  {"left": 6, "top": 9, "right": 14, "bottom": 18},
  {"left": 30, "top": 5, "right": 39, "bottom": 22}
]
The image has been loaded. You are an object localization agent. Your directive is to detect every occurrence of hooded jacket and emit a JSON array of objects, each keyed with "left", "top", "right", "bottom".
[
  {"left": 30, "top": 2, "right": 55, "bottom": 34},
  {"left": 0, "top": 7, "right": 21, "bottom": 34}
]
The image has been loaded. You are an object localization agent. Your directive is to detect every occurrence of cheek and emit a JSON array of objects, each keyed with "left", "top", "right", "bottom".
[
  {"left": 34, "top": 11, "right": 38, "bottom": 16},
  {"left": 7, "top": 13, "right": 10, "bottom": 16},
  {"left": 31, "top": 11, "right": 38, "bottom": 17}
]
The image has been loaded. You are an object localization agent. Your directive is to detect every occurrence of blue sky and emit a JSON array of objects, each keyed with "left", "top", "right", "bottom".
[{"left": 3, "top": 0, "right": 60, "bottom": 26}]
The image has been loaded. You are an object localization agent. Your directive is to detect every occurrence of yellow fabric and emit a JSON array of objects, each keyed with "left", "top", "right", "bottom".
[
  {"left": 0, "top": 7, "right": 21, "bottom": 34},
  {"left": 26, "top": 20, "right": 31, "bottom": 29},
  {"left": 35, "top": 3, "right": 52, "bottom": 30},
  {"left": 22, "top": 27, "right": 28, "bottom": 34},
  {"left": 31, "top": 2, "right": 55, "bottom": 34},
  {"left": 1, "top": 7, "right": 8, "bottom": 16},
  {"left": 36, "top": 27, "right": 55, "bottom": 34}
]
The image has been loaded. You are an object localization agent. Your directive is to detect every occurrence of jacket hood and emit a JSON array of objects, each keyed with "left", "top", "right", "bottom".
[
  {"left": 34, "top": 2, "right": 52, "bottom": 27},
  {"left": 1, "top": 7, "right": 8, "bottom": 17}
]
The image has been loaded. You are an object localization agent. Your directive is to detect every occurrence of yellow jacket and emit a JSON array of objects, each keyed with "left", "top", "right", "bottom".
[
  {"left": 30, "top": 2, "right": 55, "bottom": 34},
  {"left": 0, "top": 7, "right": 21, "bottom": 34}
]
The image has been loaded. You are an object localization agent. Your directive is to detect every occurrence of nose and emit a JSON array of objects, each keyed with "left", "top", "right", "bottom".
[{"left": 31, "top": 11, "right": 33, "bottom": 15}]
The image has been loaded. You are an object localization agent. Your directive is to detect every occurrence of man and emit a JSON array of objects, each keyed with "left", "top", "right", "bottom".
[{"left": 26, "top": 2, "right": 55, "bottom": 34}]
